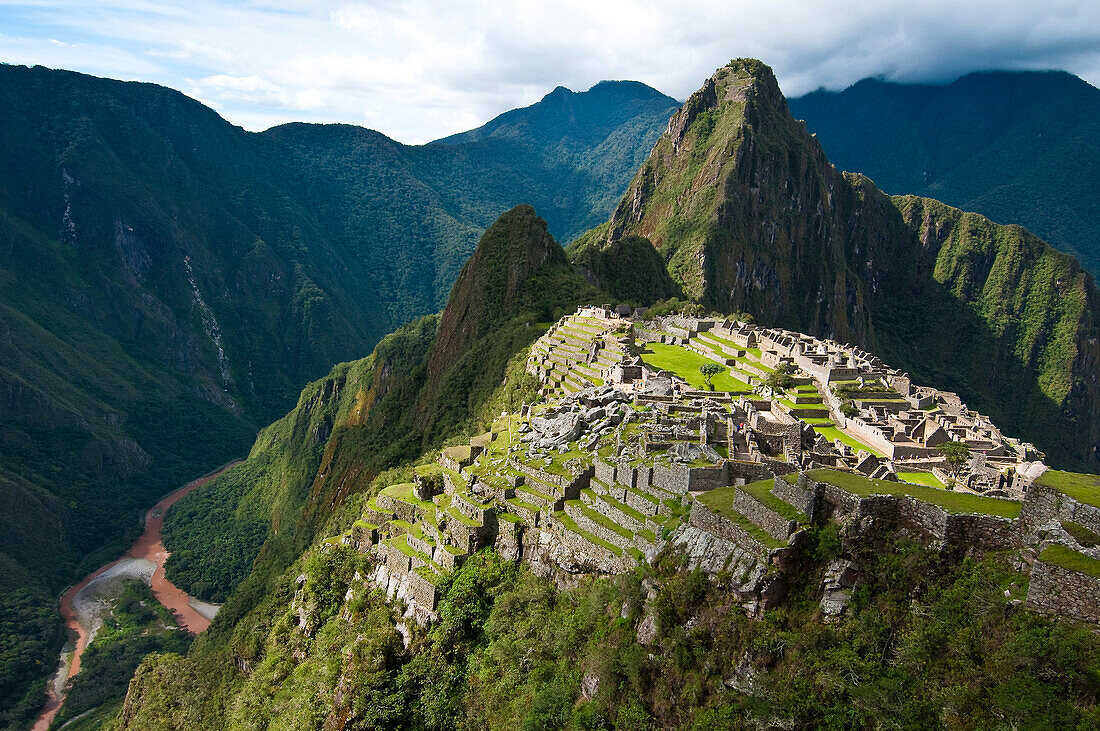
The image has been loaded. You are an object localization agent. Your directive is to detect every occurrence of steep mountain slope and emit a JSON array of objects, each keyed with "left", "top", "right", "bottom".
[
  {"left": 576, "top": 59, "right": 1100, "bottom": 469},
  {"left": 789, "top": 71, "right": 1100, "bottom": 276},
  {"left": 160, "top": 204, "right": 603, "bottom": 612},
  {"left": 36, "top": 205, "right": 603, "bottom": 726},
  {"left": 0, "top": 64, "right": 668, "bottom": 728},
  {"left": 0, "top": 66, "right": 360, "bottom": 726},
  {"left": 265, "top": 80, "right": 678, "bottom": 313}
]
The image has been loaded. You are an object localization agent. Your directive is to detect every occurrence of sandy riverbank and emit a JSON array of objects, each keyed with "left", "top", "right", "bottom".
[{"left": 32, "top": 461, "right": 240, "bottom": 731}]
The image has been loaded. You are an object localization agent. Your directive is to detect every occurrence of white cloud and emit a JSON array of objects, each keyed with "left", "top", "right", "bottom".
[{"left": 0, "top": 0, "right": 1098, "bottom": 142}]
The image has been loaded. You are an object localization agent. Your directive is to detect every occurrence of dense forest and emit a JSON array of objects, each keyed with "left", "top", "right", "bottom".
[{"left": 0, "top": 65, "right": 674, "bottom": 728}]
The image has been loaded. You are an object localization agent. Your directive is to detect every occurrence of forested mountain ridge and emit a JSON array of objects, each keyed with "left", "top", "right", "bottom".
[
  {"left": 572, "top": 59, "right": 1100, "bottom": 470},
  {"left": 789, "top": 70, "right": 1100, "bottom": 276},
  {"left": 107, "top": 64, "right": 1100, "bottom": 731},
  {"left": 0, "top": 63, "right": 673, "bottom": 729}
]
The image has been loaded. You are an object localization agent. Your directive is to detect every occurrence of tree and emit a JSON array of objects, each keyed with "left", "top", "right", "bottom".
[
  {"left": 764, "top": 363, "right": 795, "bottom": 396},
  {"left": 840, "top": 400, "right": 858, "bottom": 418},
  {"left": 699, "top": 363, "right": 724, "bottom": 390},
  {"left": 939, "top": 441, "right": 971, "bottom": 476}
]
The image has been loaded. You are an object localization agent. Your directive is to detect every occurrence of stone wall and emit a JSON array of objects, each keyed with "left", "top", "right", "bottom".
[
  {"left": 582, "top": 491, "right": 646, "bottom": 532},
  {"left": 734, "top": 489, "right": 795, "bottom": 540},
  {"left": 549, "top": 520, "right": 634, "bottom": 573},
  {"left": 1026, "top": 558, "right": 1100, "bottom": 623},
  {"left": 777, "top": 475, "right": 819, "bottom": 521},
  {"left": 434, "top": 546, "right": 466, "bottom": 571},
  {"left": 687, "top": 502, "right": 769, "bottom": 557},
  {"left": 449, "top": 490, "right": 492, "bottom": 523},
  {"left": 1019, "top": 483, "right": 1100, "bottom": 535},
  {"left": 407, "top": 569, "right": 438, "bottom": 611},
  {"left": 812, "top": 476, "right": 1021, "bottom": 551},
  {"left": 727, "top": 460, "right": 778, "bottom": 484},
  {"left": 406, "top": 533, "right": 435, "bottom": 558},
  {"left": 564, "top": 502, "right": 631, "bottom": 550},
  {"left": 941, "top": 513, "right": 1020, "bottom": 550},
  {"left": 509, "top": 459, "right": 592, "bottom": 500},
  {"left": 651, "top": 462, "right": 729, "bottom": 494}
]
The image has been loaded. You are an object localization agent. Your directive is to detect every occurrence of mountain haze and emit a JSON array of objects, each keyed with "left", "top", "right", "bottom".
[{"left": 789, "top": 70, "right": 1100, "bottom": 276}]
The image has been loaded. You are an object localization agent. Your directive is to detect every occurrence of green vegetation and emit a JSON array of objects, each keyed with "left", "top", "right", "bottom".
[
  {"left": 1036, "top": 470, "right": 1100, "bottom": 507},
  {"left": 0, "top": 65, "right": 677, "bottom": 722},
  {"left": 740, "top": 479, "right": 808, "bottom": 523},
  {"left": 940, "top": 441, "right": 972, "bottom": 476},
  {"left": 1040, "top": 544, "right": 1100, "bottom": 579},
  {"left": 118, "top": 536, "right": 1100, "bottom": 730},
  {"left": 811, "top": 425, "right": 884, "bottom": 458},
  {"left": 553, "top": 512, "right": 623, "bottom": 556},
  {"left": 898, "top": 471, "right": 946, "bottom": 489},
  {"left": 1062, "top": 521, "right": 1100, "bottom": 548},
  {"left": 639, "top": 343, "right": 750, "bottom": 391},
  {"left": 576, "top": 57, "right": 1100, "bottom": 473},
  {"left": 50, "top": 581, "right": 191, "bottom": 730},
  {"left": 807, "top": 469, "right": 1022, "bottom": 518},
  {"left": 695, "top": 488, "right": 786, "bottom": 549},
  {"left": 764, "top": 363, "right": 796, "bottom": 394},
  {"left": 790, "top": 70, "right": 1100, "bottom": 277},
  {"left": 699, "top": 362, "right": 725, "bottom": 389},
  {"left": 162, "top": 462, "right": 269, "bottom": 603}
]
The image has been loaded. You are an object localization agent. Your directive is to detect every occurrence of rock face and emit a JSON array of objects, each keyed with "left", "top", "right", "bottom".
[
  {"left": 820, "top": 559, "right": 859, "bottom": 620},
  {"left": 576, "top": 58, "right": 1100, "bottom": 469}
]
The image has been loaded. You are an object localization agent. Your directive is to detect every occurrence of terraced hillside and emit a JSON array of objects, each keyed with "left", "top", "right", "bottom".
[
  {"left": 526, "top": 310, "right": 633, "bottom": 397},
  {"left": 315, "top": 307, "right": 1100, "bottom": 627}
]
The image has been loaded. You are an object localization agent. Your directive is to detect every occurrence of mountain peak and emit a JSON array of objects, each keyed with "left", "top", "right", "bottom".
[{"left": 426, "top": 205, "right": 569, "bottom": 379}]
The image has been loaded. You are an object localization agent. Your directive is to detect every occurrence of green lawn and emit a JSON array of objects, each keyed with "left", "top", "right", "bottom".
[
  {"left": 778, "top": 399, "right": 827, "bottom": 412},
  {"left": 806, "top": 469, "right": 1021, "bottom": 518},
  {"left": 898, "top": 471, "right": 946, "bottom": 489},
  {"left": 812, "top": 425, "right": 885, "bottom": 457},
  {"left": 1039, "top": 544, "right": 1100, "bottom": 579},
  {"left": 740, "top": 479, "right": 808, "bottom": 523},
  {"left": 696, "top": 330, "right": 740, "bottom": 350},
  {"left": 1036, "top": 470, "right": 1100, "bottom": 508},
  {"left": 640, "top": 343, "right": 751, "bottom": 392},
  {"left": 800, "top": 417, "right": 834, "bottom": 427},
  {"left": 696, "top": 488, "right": 785, "bottom": 548}
]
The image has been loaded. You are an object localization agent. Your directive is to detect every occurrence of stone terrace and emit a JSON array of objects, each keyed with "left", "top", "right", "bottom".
[{"left": 323, "top": 307, "right": 1100, "bottom": 626}]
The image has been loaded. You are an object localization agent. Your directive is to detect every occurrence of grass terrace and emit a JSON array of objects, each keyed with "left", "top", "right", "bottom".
[
  {"left": 807, "top": 469, "right": 1021, "bottom": 518},
  {"left": 695, "top": 488, "right": 786, "bottom": 549},
  {"left": 898, "top": 471, "right": 946, "bottom": 488},
  {"left": 566, "top": 499, "right": 634, "bottom": 541},
  {"left": 442, "top": 445, "right": 473, "bottom": 463},
  {"left": 1035, "top": 470, "right": 1100, "bottom": 508},
  {"left": 640, "top": 343, "right": 751, "bottom": 391},
  {"left": 1039, "top": 544, "right": 1100, "bottom": 579},
  {"left": 552, "top": 511, "right": 623, "bottom": 555},
  {"left": 442, "top": 467, "right": 468, "bottom": 490},
  {"left": 812, "top": 425, "right": 885, "bottom": 458},
  {"left": 583, "top": 488, "right": 647, "bottom": 524},
  {"left": 740, "top": 478, "right": 808, "bottom": 523}
]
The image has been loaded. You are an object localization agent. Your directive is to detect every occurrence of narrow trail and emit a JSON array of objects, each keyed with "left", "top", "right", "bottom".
[{"left": 32, "top": 461, "right": 241, "bottom": 731}]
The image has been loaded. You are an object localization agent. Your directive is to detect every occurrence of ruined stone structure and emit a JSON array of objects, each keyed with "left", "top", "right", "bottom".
[{"left": 325, "top": 307, "right": 1100, "bottom": 627}]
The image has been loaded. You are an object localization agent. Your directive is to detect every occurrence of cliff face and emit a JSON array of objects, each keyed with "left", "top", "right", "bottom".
[
  {"left": 585, "top": 59, "right": 1100, "bottom": 468},
  {"left": 598, "top": 60, "right": 876, "bottom": 344},
  {"left": 790, "top": 71, "right": 1100, "bottom": 277}
]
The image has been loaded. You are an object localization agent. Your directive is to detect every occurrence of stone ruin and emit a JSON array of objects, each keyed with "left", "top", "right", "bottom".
[{"left": 318, "top": 306, "right": 1100, "bottom": 629}]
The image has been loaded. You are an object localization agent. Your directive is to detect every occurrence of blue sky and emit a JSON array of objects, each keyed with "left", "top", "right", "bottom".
[{"left": 2, "top": 1, "right": 1099, "bottom": 143}]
